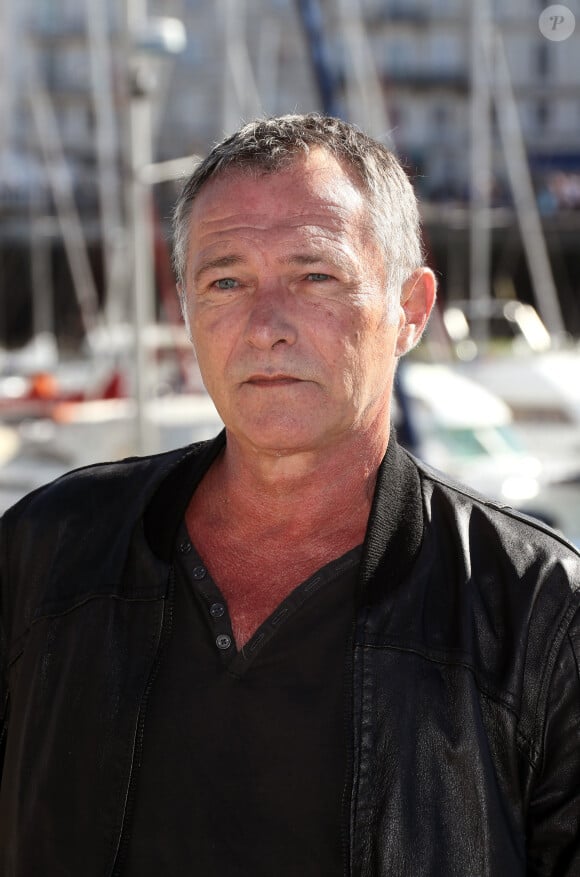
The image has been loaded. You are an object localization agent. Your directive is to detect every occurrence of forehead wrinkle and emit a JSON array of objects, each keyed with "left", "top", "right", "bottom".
[
  {"left": 191, "top": 215, "right": 357, "bottom": 266},
  {"left": 195, "top": 206, "right": 354, "bottom": 235},
  {"left": 191, "top": 216, "right": 379, "bottom": 283},
  {"left": 192, "top": 176, "right": 368, "bottom": 225}
]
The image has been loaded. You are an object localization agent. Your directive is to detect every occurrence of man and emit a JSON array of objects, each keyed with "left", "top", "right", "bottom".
[{"left": 0, "top": 114, "right": 579, "bottom": 876}]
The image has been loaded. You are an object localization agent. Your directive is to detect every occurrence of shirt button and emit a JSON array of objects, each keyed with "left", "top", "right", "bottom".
[
  {"left": 178, "top": 540, "right": 191, "bottom": 554},
  {"left": 210, "top": 603, "right": 225, "bottom": 619},
  {"left": 216, "top": 634, "right": 232, "bottom": 650},
  {"left": 191, "top": 565, "right": 207, "bottom": 580}
]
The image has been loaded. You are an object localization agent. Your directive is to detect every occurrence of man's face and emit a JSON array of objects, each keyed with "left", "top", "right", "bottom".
[{"left": 182, "top": 148, "right": 409, "bottom": 455}]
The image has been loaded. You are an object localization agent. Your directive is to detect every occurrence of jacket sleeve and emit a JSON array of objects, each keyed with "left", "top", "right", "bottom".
[{"left": 526, "top": 609, "right": 580, "bottom": 876}]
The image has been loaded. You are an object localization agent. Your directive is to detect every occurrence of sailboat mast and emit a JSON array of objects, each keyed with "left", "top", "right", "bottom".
[
  {"left": 336, "top": 0, "right": 391, "bottom": 141},
  {"left": 220, "top": 0, "right": 262, "bottom": 135},
  {"left": 485, "top": 15, "right": 565, "bottom": 339},
  {"left": 469, "top": 1, "right": 493, "bottom": 343},
  {"left": 86, "top": 0, "right": 126, "bottom": 327},
  {"left": 125, "top": 0, "right": 158, "bottom": 453},
  {"left": 27, "top": 66, "right": 102, "bottom": 337}
]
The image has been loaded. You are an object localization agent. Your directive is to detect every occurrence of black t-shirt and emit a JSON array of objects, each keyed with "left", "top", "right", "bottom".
[{"left": 123, "top": 522, "right": 361, "bottom": 876}]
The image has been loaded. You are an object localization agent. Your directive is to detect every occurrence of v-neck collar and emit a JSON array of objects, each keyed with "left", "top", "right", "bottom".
[{"left": 175, "top": 522, "right": 363, "bottom": 675}]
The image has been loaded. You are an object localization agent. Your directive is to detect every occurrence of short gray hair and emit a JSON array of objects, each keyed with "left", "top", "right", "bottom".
[{"left": 172, "top": 113, "right": 424, "bottom": 302}]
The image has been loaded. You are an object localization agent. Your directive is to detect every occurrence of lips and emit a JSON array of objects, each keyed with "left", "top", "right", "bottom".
[{"left": 246, "top": 374, "right": 302, "bottom": 386}]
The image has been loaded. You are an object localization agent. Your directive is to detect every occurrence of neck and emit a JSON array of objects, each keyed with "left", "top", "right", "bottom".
[{"left": 198, "top": 422, "right": 391, "bottom": 539}]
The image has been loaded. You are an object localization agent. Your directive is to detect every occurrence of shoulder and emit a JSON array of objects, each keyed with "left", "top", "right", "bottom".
[
  {"left": 414, "top": 450, "right": 580, "bottom": 583},
  {"left": 410, "top": 451, "right": 580, "bottom": 642},
  {"left": 4, "top": 447, "right": 186, "bottom": 521},
  {"left": 0, "top": 435, "right": 224, "bottom": 640},
  {"left": 2, "top": 436, "right": 219, "bottom": 530},
  {"left": 372, "top": 439, "right": 580, "bottom": 603}
]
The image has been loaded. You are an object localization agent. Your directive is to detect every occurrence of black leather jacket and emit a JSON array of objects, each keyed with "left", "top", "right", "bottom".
[{"left": 1, "top": 433, "right": 579, "bottom": 876}]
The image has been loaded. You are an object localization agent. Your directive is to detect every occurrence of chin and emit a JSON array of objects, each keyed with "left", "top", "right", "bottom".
[{"left": 231, "top": 419, "right": 327, "bottom": 454}]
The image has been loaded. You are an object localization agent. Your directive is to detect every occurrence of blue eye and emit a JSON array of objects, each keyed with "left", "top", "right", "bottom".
[
  {"left": 215, "top": 278, "right": 237, "bottom": 290},
  {"left": 307, "top": 273, "right": 330, "bottom": 282}
]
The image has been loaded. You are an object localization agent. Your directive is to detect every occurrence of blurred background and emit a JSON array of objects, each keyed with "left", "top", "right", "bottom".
[{"left": 0, "top": 0, "right": 580, "bottom": 541}]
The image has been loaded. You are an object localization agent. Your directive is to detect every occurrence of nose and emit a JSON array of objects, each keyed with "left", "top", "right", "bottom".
[{"left": 244, "top": 285, "right": 298, "bottom": 350}]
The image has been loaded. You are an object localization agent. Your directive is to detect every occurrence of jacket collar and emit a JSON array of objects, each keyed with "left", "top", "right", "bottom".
[{"left": 356, "top": 435, "right": 424, "bottom": 606}]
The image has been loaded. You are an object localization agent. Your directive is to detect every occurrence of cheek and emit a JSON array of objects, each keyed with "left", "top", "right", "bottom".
[
  {"left": 348, "top": 323, "right": 398, "bottom": 385},
  {"left": 191, "top": 308, "right": 233, "bottom": 356},
  {"left": 321, "top": 330, "right": 367, "bottom": 396}
]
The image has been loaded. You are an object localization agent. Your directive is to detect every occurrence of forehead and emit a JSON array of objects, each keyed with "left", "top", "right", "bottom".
[{"left": 187, "top": 148, "right": 370, "bottom": 234}]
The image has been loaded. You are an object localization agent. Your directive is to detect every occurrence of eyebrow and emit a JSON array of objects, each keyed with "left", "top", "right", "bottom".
[
  {"left": 193, "top": 254, "right": 246, "bottom": 284},
  {"left": 281, "top": 251, "right": 355, "bottom": 274},
  {"left": 281, "top": 254, "right": 325, "bottom": 266},
  {"left": 193, "top": 249, "right": 355, "bottom": 284}
]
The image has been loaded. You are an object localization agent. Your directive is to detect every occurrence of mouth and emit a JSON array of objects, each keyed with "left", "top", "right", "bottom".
[{"left": 245, "top": 374, "right": 303, "bottom": 387}]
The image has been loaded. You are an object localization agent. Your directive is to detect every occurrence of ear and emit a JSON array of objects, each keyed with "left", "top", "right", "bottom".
[{"left": 395, "top": 268, "right": 437, "bottom": 357}]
